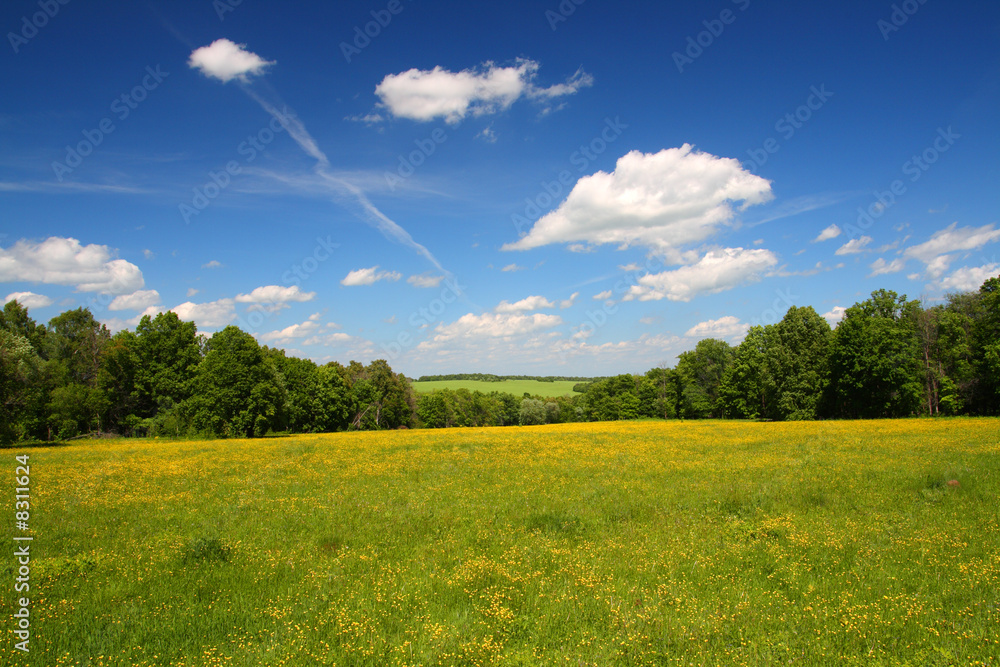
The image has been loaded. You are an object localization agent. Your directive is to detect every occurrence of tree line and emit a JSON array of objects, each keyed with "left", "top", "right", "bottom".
[{"left": 1, "top": 275, "right": 997, "bottom": 443}]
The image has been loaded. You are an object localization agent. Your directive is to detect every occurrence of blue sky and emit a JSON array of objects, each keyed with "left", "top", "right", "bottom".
[{"left": 2, "top": 0, "right": 998, "bottom": 376}]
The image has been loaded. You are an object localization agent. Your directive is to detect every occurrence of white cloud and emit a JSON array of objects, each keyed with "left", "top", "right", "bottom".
[
  {"left": 625, "top": 247, "right": 778, "bottom": 302},
  {"left": 188, "top": 39, "right": 275, "bottom": 83},
  {"left": 868, "top": 257, "right": 906, "bottom": 277},
  {"left": 618, "top": 263, "right": 643, "bottom": 272},
  {"left": 143, "top": 249, "right": 155, "bottom": 260},
  {"left": 3, "top": 291, "right": 53, "bottom": 309},
  {"left": 202, "top": 260, "right": 223, "bottom": 269},
  {"left": 495, "top": 295, "right": 555, "bottom": 313},
  {"left": 934, "top": 263, "right": 999, "bottom": 293},
  {"left": 186, "top": 288, "right": 199, "bottom": 297},
  {"left": 902, "top": 222, "right": 1000, "bottom": 278},
  {"left": 593, "top": 290, "right": 613, "bottom": 300},
  {"left": 0, "top": 236, "right": 144, "bottom": 294},
  {"left": 258, "top": 315, "right": 335, "bottom": 344},
  {"left": 421, "top": 312, "right": 563, "bottom": 349},
  {"left": 374, "top": 59, "right": 592, "bottom": 124},
  {"left": 822, "top": 306, "right": 846, "bottom": 325},
  {"left": 835, "top": 236, "right": 871, "bottom": 255},
  {"left": 503, "top": 146, "right": 772, "bottom": 259},
  {"left": 684, "top": 316, "right": 748, "bottom": 341},
  {"left": 235, "top": 285, "right": 316, "bottom": 304},
  {"left": 109, "top": 289, "right": 161, "bottom": 311},
  {"left": 407, "top": 273, "right": 444, "bottom": 288},
  {"left": 813, "top": 224, "right": 842, "bottom": 242},
  {"left": 340, "top": 266, "right": 402, "bottom": 286},
  {"left": 501, "top": 263, "right": 524, "bottom": 272},
  {"left": 559, "top": 292, "right": 579, "bottom": 309},
  {"left": 171, "top": 299, "right": 236, "bottom": 328}
]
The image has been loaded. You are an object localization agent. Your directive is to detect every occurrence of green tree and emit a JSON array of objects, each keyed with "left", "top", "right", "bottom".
[
  {"left": 718, "top": 325, "right": 771, "bottom": 419},
  {"left": 767, "top": 306, "right": 832, "bottom": 420},
  {"left": 676, "top": 339, "right": 734, "bottom": 418},
  {"left": 972, "top": 275, "right": 1000, "bottom": 414},
  {"left": 825, "top": 290, "right": 922, "bottom": 418},
  {"left": 44, "top": 308, "right": 111, "bottom": 436},
  {"left": 187, "top": 326, "right": 286, "bottom": 437},
  {"left": 0, "top": 329, "right": 42, "bottom": 443}
]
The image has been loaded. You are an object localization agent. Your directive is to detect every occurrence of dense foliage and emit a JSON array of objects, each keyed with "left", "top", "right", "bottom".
[{"left": 1, "top": 275, "right": 997, "bottom": 442}]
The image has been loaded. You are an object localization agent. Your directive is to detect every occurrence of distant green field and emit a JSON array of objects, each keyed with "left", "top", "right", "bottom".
[{"left": 411, "top": 379, "right": 583, "bottom": 397}]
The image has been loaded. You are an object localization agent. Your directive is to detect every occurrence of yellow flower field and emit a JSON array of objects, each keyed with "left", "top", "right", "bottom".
[{"left": 2, "top": 419, "right": 998, "bottom": 665}]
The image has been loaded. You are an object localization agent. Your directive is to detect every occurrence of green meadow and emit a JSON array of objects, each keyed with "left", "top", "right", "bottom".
[
  {"left": 409, "top": 379, "right": 583, "bottom": 398},
  {"left": 2, "top": 419, "right": 998, "bottom": 666}
]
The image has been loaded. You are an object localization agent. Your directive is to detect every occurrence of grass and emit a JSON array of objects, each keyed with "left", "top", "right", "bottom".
[
  {"left": 409, "top": 379, "right": 583, "bottom": 398},
  {"left": 2, "top": 419, "right": 999, "bottom": 665}
]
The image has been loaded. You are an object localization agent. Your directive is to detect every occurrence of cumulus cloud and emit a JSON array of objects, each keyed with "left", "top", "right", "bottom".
[
  {"left": 822, "top": 306, "right": 847, "bottom": 325},
  {"left": 171, "top": 299, "right": 236, "bottom": 328},
  {"left": 559, "top": 292, "right": 579, "bottom": 309},
  {"left": 3, "top": 291, "right": 53, "bottom": 309},
  {"left": 407, "top": 273, "right": 445, "bottom": 288},
  {"left": 0, "top": 236, "right": 144, "bottom": 294},
  {"left": 593, "top": 290, "right": 612, "bottom": 300},
  {"left": 495, "top": 295, "right": 555, "bottom": 313},
  {"left": 813, "top": 224, "right": 841, "bottom": 242},
  {"left": 340, "top": 266, "right": 402, "bottom": 286},
  {"left": 625, "top": 247, "right": 778, "bottom": 302},
  {"left": 835, "top": 236, "right": 871, "bottom": 255},
  {"left": 258, "top": 314, "right": 337, "bottom": 344},
  {"left": 109, "top": 290, "right": 161, "bottom": 311},
  {"left": 188, "top": 39, "right": 275, "bottom": 83},
  {"left": 684, "top": 315, "right": 748, "bottom": 340},
  {"left": 374, "top": 59, "right": 592, "bottom": 124},
  {"left": 234, "top": 285, "right": 316, "bottom": 303},
  {"left": 868, "top": 257, "right": 906, "bottom": 277},
  {"left": 202, "top": 260, "right": 224, "bottom": 269},
  {"left": 903, "top": 222, "right": 1000, "bottom": 277},
  {"left": 503, "top": 146, "right": 772, "bottom": 259},
  {"left": 934, "top": 263, "right": 999, "bottom": 293},
  {"left": 421, "top": 312, "right": 563, "bottom": 349},
  {"left": 500, "top": 264, "right": 524, "bottom": 272}
]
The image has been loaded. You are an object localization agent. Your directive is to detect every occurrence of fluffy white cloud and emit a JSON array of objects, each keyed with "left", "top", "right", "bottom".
[
  {"left": 835, "top": 236, "right": 871, "bottom": 255},
  {"left": 903, "top": 222, "right": 1000, "bottom": 277},
  {"left": 501, "top": 264, "right": 524, "bottom": 272},
  {"left": 822, "top": 306, "right": 846, "bottom": 325},
  {"left": 0, "top": 236, "right": 144, "bottom": 294},
  {"left": 593, "top": 290, "right": 612, "bottom": 300},
  {"left": 407, "top": 273, "right": 444, "bottom": 288},
  {"left": 202, "top": 260, "right": 223, "bottom": 269},
  {"left": 421, "top": 312, "right": 563, "bottom": 349},
  {"left": 234, "top": 285, "right": 316, "bottom": 303},
  {"left": 813, "top": 224, "right": 842, "bottom": 242},
  {"left": 258, "top": 315, "right": 335, "bottom": 344},
  {"left": 171, "top": 299, "right": 236, "bottom": 328},
  {"left": 495, "top": 295, "right": 555, "bottom": 313},
  {"left": 143, "top": 249, "right": 155, "bottom": 260},
  {"left": 684, "top": 316, "right": 749, "bottom": 340},
  {"left": 625, "top": 247, "right": 778, "bottom": 302},
  {"left": 109, "top": 290, "right": 160, "bottom": 311},
  {"left": 340, "top": 267, "right": 402, "bottom": 286},
  {"left": 934, "top": 263, "right": 999, "bottom": 292},
  {"left": 503, "top": 146, "right": 772, "bottom": 259},
  {"left": 374, "top": 59, "right": 592, "bottom": 124},
  {"left": 868, "top": 257, "right": 906, "bottom": 277},
  {"left": 188, "top": 39, "right": 274, "bottom": 83},
  {"left": 3, "top": 291, "right": 53, "bottom": 309}
]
